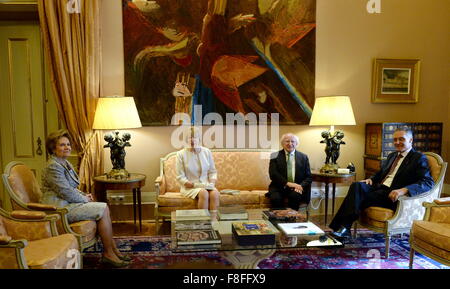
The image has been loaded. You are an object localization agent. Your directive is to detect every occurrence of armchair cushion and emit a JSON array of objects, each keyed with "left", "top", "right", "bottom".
[
  {"left": 24, "top": 233, "right": 79, "bottom": 269},
  {"left": 429, "top": 206, "right": 450, "bottom": 223},
  {"left": 7, "top": 164, "right": 42, "bottom": 203},
  {"left": 69, "top": 221, "right": 97, "bottom": 243},
  {"left": 363, "top": 207, "right": 394, "bottom": 222},
  {"left": 435, "top": 197, "right": 450, "bottom": 205}
]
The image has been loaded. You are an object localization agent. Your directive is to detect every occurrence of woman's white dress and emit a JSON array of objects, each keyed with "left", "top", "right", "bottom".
[{"left": 176, "top": 146, "right": 217, "bottom": 199}]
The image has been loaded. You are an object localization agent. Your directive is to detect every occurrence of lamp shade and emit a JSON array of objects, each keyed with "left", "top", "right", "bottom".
[
  {"left": 93, "top": 96, "right": 142, "bottom": 130},
  {"left": 309, "top": 96, "right": 356, "bottom": 126}
]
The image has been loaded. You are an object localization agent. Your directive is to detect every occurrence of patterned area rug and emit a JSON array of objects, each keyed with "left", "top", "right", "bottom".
[{"left": 82, "top": 231, "right": 449, "bottom": 269}]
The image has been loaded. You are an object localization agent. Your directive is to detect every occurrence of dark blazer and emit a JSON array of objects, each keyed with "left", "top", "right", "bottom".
[
  {"left": 370, "top": 149, "right": 434, "bottom": 196},
  {"left": 268, "top": 150, "right": 312, "bottom": 194}
]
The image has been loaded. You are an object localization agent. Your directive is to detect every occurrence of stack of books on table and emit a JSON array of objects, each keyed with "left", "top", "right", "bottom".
[
  {"left": 262, "top": 208, "right": 307, "bottom": 223},
  {"left": 231, "top": 220, "right": 277, "bottom": 246},
  {"left": 175, "top": 209, "right": 211, "bottom": 221},
  {"left": 217, "top": 205, "right": 248, "bottom": 220},
  {"left": 174, "top": 220, "right": 222, "bottom": 249}
]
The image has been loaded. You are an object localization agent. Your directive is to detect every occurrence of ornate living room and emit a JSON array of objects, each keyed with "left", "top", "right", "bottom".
[{"left": 0, "top": 0, "right": 449, "bottom": 279}]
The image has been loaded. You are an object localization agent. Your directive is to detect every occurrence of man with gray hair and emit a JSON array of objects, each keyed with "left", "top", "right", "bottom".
[
  {"left": 266, "top": 133, "right": 312, "bottom": 210},
  {"left": 330, "top": 128, "right": 434, "bottom": 239}
]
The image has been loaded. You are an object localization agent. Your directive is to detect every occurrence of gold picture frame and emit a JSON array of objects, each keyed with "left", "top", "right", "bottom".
[{"left": 371, "top": 59, "right": 420, "bottom": 103}]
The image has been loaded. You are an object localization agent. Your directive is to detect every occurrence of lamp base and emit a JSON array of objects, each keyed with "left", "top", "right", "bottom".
[
  {"left": 106, "top": 169, "right": 130, "bottom": 179},
  {"left": 319, "top": 163, "right": 339, "bottom": 174}
]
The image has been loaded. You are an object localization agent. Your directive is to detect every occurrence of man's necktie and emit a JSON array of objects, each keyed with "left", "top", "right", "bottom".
[
  {"left": 287, "top": 153, "right": 294, "bottom": 182},
  {"left": 381, "top": 153, "right": 404, "bottom": 184}
]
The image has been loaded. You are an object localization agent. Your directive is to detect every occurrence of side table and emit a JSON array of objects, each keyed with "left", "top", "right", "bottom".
[
  {"left": 94, "top": 174, "right": 146, "bottom": 232},
  {"left": 312, "top": 171, "right": 356, "bottom": 226}
]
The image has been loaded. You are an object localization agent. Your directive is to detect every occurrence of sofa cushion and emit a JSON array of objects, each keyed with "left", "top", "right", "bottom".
[
  {"left": 24, "top": 234, "right": 80, "bottom": 269},
  {"left": 70, "top": 220, "right": 97, "bottom": 243},
  {"left": 412, "top": 220, "right": 450, "bottom": 252},
  {"left": 213, "top": 151, "right": 271, "bottom": 190},
  {"left": 162, "top": 151, "right": 273, "bottom": 194},
  {"left": 158, "top": 192, "right": 197, "bottom": 208}
]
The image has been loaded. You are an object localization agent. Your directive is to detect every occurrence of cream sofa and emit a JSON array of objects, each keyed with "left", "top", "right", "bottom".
[{"left": 155, "top": 149, "right": 276, "bottom": 227}]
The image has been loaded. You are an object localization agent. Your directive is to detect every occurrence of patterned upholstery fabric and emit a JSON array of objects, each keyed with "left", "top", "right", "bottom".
[
  {"left": 1, "top": 217, "right": 52, "bottom": 241},
  {"left": 7, "top": 164, "right": 42, "bottom": 203},
  {"left": 158, "top": 150, "right": 273, "bottom": 209},
  {"left": 364, "top": 207, "right": 394, "bottom": 222},
  {"left": 412, "top": 221, "right": 450, "bottom": 253},
  {"left": 429, "top": 206, "right": 450, "bottom": 223},
  {"left": 24, "top": 234, "right": 79, "bottom": 269},
  {"left": 412, "top": 237, "right": 450, "bottom": 261},
  {"left": 69, "top": 221, "right": 97, "bottom": 243},
  {"left": 0, "top": 247, "right": 20, "bottom": 269}
]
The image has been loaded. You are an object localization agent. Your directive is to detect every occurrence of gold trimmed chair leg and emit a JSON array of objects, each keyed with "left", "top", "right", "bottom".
[
  {"left": 409, "top": 248, "right": 414, "bottom": 269},
  {"left": 385, "top": 235, "right": 391, "bottom": 259}
]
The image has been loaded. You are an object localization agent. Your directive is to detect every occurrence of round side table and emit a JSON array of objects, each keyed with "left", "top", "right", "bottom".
[{"left": 94, "top": 174, "right": 146, "bottom": 232}]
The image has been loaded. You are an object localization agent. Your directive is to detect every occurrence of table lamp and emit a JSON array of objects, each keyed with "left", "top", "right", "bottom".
[
  {"left": 309, "top": 96, "right": 356, "bottom": 173},
  {"left": 93, "top": 96, "right": 142, "bottom": 179}
]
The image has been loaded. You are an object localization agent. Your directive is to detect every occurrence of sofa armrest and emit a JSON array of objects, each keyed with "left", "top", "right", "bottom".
[
  {"left": 155, "top": 175, "right": 166, "bottom": 195},
  {"left": 0, "top": 235, "right": 12, "bottom": 245},
  {"left": 26, "top": 203, "right": 58, "bottom": 211}
]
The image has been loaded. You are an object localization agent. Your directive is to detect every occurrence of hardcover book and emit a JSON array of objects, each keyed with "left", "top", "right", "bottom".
[
  {"left": 174, "top": 220, "right": 213, "bottom": 231},
  {"left": 277, "top": 222, "right": 325, "bottom": 237},
  {"left": 231, "top": 221, "right": 276, "bottom": 246},
  {"left": 176, "top": 229, "right": 222, "bottom": 246},
  {"left": 175, "top": 209, "right": 211, "bottom": 221},
  {"left": 262, "top": 208, "right": 307, "bottom": 223},
  {"left": 217, "top": 206, "right": 248, "bottom": 220}
]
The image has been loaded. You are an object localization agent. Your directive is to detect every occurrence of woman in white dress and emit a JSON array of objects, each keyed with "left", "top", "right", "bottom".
[{"left": 176, "top": 127, "right": 220, "bottom": 210}]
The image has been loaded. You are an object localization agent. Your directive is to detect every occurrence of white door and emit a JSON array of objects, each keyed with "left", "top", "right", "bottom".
[{"left": 0, "top": 21, "right": 49, "bottom": 210}]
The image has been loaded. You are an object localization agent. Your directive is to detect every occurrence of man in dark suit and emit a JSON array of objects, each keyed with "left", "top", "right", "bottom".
[
  {"left": 330, "top": 128, "right": 434, "bottom": 239},
  {"left": 267, "top": 133, "right": 312, "bottom": 210}
]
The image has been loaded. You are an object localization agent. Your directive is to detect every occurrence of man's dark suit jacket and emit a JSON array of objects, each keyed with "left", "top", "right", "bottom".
[
  {"left": 268, "top": 150, "right": 312, "bottom": 195},
  {"left": 370, "top": 149, "right": 434, "bottom": 196}
]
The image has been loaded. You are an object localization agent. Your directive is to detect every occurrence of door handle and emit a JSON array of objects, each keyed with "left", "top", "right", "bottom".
[{"left": 36, "top": 137, "right": 43, "bottom": 156}]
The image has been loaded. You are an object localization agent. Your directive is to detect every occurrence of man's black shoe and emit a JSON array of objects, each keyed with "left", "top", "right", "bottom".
[{"left": 330, "top": 226, "right": 351, "bottom": 240}]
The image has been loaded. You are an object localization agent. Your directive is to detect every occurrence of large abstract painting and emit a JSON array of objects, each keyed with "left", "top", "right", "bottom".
[{"left": 123, "top": 0, "right": 316, "bottom": 125}]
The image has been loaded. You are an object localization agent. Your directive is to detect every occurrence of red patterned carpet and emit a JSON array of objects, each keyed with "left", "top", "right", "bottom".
[{"left": 82, "top": 231, "right": 448, "bottom": 269}]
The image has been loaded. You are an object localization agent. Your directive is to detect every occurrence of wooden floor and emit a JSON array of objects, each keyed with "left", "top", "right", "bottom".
[{"left": 112, "top": 214, "right": 332, "bottom": 237}]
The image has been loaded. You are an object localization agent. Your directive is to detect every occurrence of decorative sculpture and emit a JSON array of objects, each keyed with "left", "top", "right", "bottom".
[
  {"left": 103, "top": 132, "right": 132, "bottom": 179},
  {"left": 319, "top": 130, "right": 346, "bottom": 173}
]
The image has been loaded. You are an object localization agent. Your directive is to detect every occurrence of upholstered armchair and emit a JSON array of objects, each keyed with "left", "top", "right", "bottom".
[
  {"left": 353, "top": 152, "right": 447, "bottom": 258},
  {"left": 409, "top": 198, "right": 450, "bottom": 268},
  {"left": 0, "top": 208, "right": 81, "bottom": 269},
  {"left": 2, "top": 161, "right": 97, "bottom": 251}
]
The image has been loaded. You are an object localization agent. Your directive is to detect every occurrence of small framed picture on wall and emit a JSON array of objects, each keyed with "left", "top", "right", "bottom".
[{"left": 371, "top": 58, "right": 420, "bottom": 103}]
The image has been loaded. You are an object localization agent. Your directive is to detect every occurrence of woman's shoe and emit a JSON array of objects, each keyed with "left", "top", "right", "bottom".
[{"left": 100, "top": 256, "right": 130, "bottom": 268}]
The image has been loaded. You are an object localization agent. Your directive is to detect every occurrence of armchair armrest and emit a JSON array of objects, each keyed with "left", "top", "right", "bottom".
[
  {"left": 155, "top": 175, "right": 166, "bottom": 195},
  {"left": 387, "top": 192, "right": 437, "bottom": 231},
  {"left": 434, "top": 197, "right": 450, "bottom": 205},
  {"left": 0, "top": 235, "right": 12, "bottom": 245},
  {"left": 10, "top": 210, "right": 47, "bottom": 220},
  {"left": 26, "top": 203, "right": 58, "bottom": 211},
  {"left": 0, "top": 239, "right": 28, "bottom": 269},
  {"left": 422, "top": 201, "right": 450, "bottom": 223}
]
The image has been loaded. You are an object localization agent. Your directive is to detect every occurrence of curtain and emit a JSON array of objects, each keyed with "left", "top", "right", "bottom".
[{"left": 38, "top": 0, "right": 103, "bottom": 194}]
